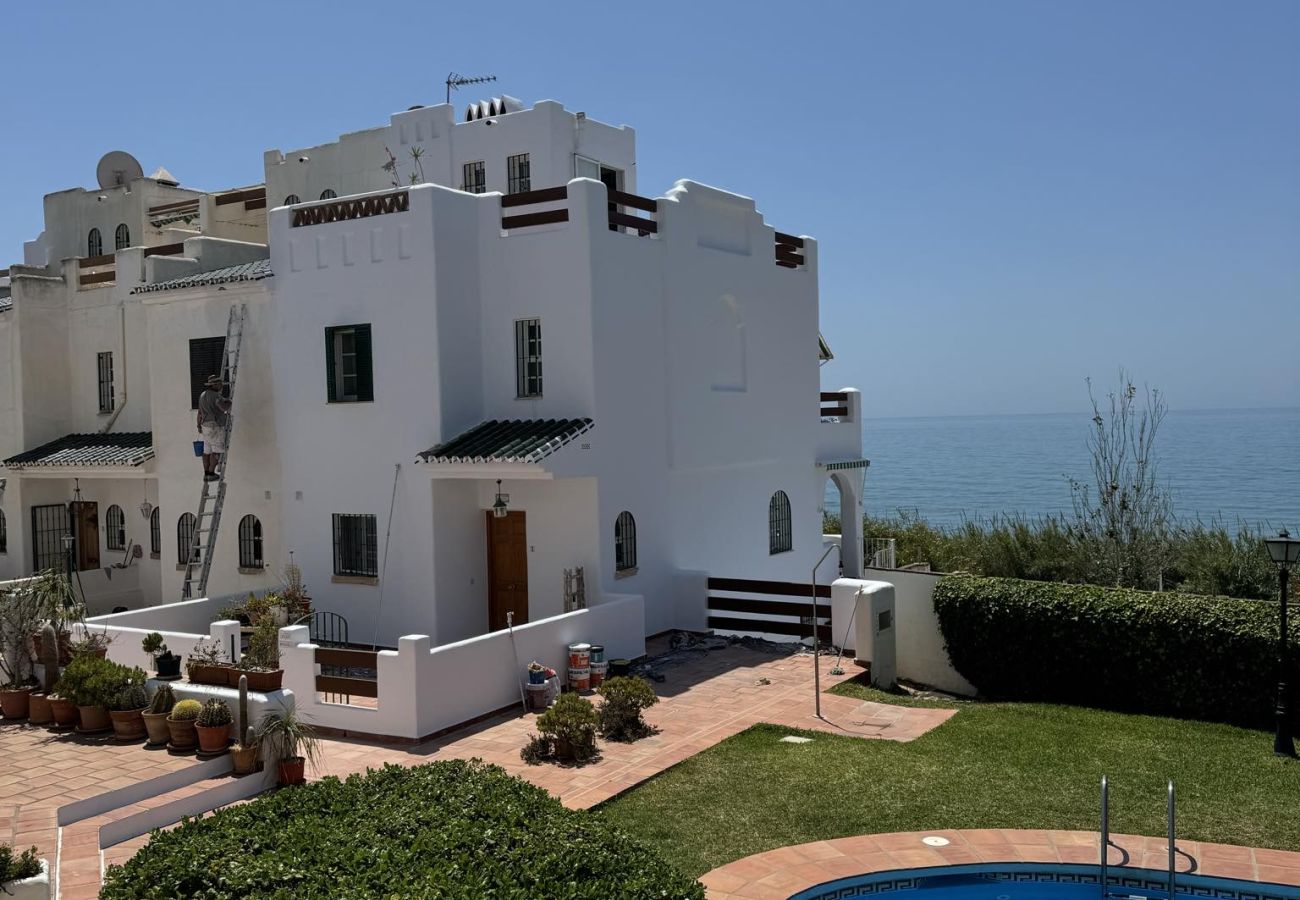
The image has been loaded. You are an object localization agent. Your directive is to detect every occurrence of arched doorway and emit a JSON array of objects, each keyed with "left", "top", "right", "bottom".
[{"left": 825, "top": 471, "right": 863, "bottom": 578}]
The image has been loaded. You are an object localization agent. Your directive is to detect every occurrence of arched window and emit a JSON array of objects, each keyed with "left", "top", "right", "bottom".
[
  {"left": 105, "top": 505, "right": 126, "bottom": 551},
  {"left": 114, "top": 223, "right": 130, "bottom": 250},
  {"left": 87, "top": 228, "right": 103, "bottom": 257},
  {"left": 319, "top": 189, "right": 337, "bottom": 200},
  {"left": 0, "top": 509, "right": 7, "bottom": 554},
  {"left": 177, "top": 513, "right": 196, "bottom": 566},
  {"left": 284, "top": 194, "right": 300, "bottom": 206},
  {"left": 238, "top": 514, "right": 264, "bottom": 569},
  {"left": 769, "top": 491, "right": 792, "bottom": 555},
  {"left": 150, "top": 507, "right": 161, "bottom": 556},
  {"left": 614, "top": 511, "right": 637, "bottom": 573}
]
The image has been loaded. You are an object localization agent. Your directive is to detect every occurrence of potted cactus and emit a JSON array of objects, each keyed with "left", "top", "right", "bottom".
[
  {"left": 194, "top": 698, "right": 233, "bottom": 754},
  {"left": 142, "top": 632, "right": 181, "bottom": 680},
  {"left": 107, "top": 677, "right": 149, "bottom": 743},
  {"left": 27, "top": 623, "right": 60, "bottom": 725},
  {"left": 142, "top": 683, "right": 175, "bottom": 746},
  {"left": 165, "top": 698, "right": 202, "bottom": 751},
  {"left": 231, "top": 726, "right": 261, "bottom": 775},
  {"left": 258, "top": 708, "right": 320, "bottom": 786}
]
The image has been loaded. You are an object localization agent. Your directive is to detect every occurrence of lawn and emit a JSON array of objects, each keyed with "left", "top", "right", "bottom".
[{"left": 598, "top": 682, "right": 1300, "bottom": 879}]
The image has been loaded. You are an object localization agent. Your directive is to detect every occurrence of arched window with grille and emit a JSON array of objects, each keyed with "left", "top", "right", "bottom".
[
  {"left": 114, "top": 223, "right": 130, "bottom": 250},
  {"left": 105, "top": 505, "right": 126, "bottom": 551},
  {"left": 87, "top": 228, "right": 102, "bottom": 257},
  {"left": 177, "top": 513, "right": 196, "bottom": 566},
  {"left": 769, "top": 491, "right": 792, "bottom": 555},
  {"left": 0, "top": 509, "right": 7, "bottom": 554},
  {"left": 614, "top": 511, "right": 637, "bottom": 573},
  {"left": 150, "top": 507, "right": 161, "bottom": 556},
  {"left": 238, "top": 515, "right": 264, "bottom": 570},
  {"left": 319, "top": 189, "right": 337, "bottom": 200},
  {"left": 284, "top": 194, "right": 300, "bottom": 206}
]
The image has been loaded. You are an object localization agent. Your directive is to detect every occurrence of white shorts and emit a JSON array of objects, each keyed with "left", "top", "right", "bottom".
[{"left": 202, "top": 423, "right": 226, "bottom": 454}]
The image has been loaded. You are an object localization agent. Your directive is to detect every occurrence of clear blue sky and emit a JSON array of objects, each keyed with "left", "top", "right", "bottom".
[{"left": 3, "top": 1, "right": 1296, "bottom": 418}]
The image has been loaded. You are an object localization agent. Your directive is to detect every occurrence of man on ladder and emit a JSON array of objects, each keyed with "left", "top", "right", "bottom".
[{"left": 197, "top": 374, "right": 231, "bottom": 483}]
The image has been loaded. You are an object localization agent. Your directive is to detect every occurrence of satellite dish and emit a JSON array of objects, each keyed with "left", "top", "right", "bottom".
[{"left": 95, "top": 151, "right": 144, "bottom": 190}]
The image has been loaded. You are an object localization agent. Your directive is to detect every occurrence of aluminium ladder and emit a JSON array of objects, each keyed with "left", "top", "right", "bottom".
[{"left": 181, "top": 303, "right": 247, "bottom": 600}]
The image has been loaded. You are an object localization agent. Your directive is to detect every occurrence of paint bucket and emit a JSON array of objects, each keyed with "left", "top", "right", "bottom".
[
  {"left": 525, "top": 682, "right": 549, "bottom": 711},
  {"left": 609, "top": 658, "right": 631, "bottom": 678},
  {"left": 527, "top": 664, "right": 546, "bottom": 685},
  {"left": 193, "top": 439, "right": 205, "bottom": 457},
  {"left": 568, "top": 667, "right": 590, "bottom": 692},
  {"left": 567, "top": 643, "right": 591, "bottom": 669},
  {"left": 589, "top": 660, "right": 608, "bottom": 689},
  {"left": 588, "top": 644, "right": 605, "bottom": 664}
]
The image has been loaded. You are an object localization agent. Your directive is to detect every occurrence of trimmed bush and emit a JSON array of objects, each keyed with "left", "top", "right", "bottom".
[
  {"left": 100, "top": 760, "right": 704, "bottom": 899},
  {"left": 598, "top": 676, "right": 659, "bottom": 742},
  {"left": 933, "top": 574, "right": 1298, "bottom": 728},
  {"left": 537, "top": 692, "right": 599, "bottom": 762}
]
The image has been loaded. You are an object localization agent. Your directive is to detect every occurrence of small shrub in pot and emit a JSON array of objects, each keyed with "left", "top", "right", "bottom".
[
  {"left": 257, "top": 708, "right": 320, "bottom": 786},
  {"left": 0, "top": 843, "right": 42, "bottom": 887}
]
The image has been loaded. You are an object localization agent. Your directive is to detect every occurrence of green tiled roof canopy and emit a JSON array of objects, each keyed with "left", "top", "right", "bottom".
[
  {"left": 3, "top": 432, "right": 154, "bottom": 469},
  {"left": 419, "top": 419, "right": 593, "bottom": 465}
]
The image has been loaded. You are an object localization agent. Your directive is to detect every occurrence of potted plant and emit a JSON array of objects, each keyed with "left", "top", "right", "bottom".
[
  {"left": 165, "top": 698, "right": 202, "bottom": 751},
  {"left": 231, "top": 726, "right": 260, "bottom": 775},
  {"left": 0, "top": 583, "right": 44, "bottom": 721},
  {"left": 107, "top": 676, "right": 149, "bottom": 743},
  {"left": 142, "top": 632, "right": 182, "bottom": 680},
  {"left": 527, "top": 660, "right": 546, "bottom": 685},
  {"left": 69, "top": 628, "right": 112, "bottom": 660},
  {"left": 194, "top": 698, "right": 232, "bottom": 754},
  {"left": 258, "top": 708, "right": 320, "bottom": 786},
  {"left": 142, "top": 683, "right": 175, "bottom": 746},
  {"left": 0, "top": 843, "right": 45, "bottom": 898},
  {"left": 28, "top": 623, "right": 59, "bottom": 726},
  {"left": 536, "top": 692, "right": 599, "bottom": 763},
  {"left": 53, "top": 654, "right": 115, "bottom": 734},
  {"left": 30, "top": 570, "right": 81, "bottom": 666},
  {"left": 233, "top": 617, "right": 283, "bottom": 692},
  {"left": 185, "top": 638, "right": 229, "bottom": 686}
]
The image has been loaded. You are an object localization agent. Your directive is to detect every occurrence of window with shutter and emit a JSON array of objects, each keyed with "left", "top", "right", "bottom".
[
  {"left": 325, "top": 324, "right": 374, "bottom": 403},
  {"left": 188, "top": 336, "right": 226, "bottom": 409}
]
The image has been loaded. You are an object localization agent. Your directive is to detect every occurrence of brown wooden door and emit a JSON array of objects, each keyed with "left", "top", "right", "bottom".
[
  {"left": 72, "top": 501, "right": 99, "bottom": 570},
  {"left": 486, "top": 510, "right": 528, "bottom": 631}
]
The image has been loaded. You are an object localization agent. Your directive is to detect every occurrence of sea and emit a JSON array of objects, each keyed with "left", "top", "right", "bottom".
[{"left": 825, "top": 407, "right": 1300, "bottom": 532}]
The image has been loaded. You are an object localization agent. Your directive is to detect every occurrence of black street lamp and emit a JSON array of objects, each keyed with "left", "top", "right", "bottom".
[{"left": 1264, "top": 529, "right": 1300, "bottom": 757}]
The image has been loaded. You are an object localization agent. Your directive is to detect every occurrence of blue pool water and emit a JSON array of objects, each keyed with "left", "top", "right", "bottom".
[{"left": 789, "top": 864, "right": 1300, "bottom": 900}]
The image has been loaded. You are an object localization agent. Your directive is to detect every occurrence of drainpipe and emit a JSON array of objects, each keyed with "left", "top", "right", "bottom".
[{"left": 100, "top": 304, "right": 127, "bottom": 433}]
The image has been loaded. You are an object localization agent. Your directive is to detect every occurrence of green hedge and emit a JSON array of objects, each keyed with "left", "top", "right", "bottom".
[
  {"left": 101, "top": 760, "right": 704, "bottom": 899},
  {"left": 932, "top": 574, "right": 1298, "bottom": 728}
]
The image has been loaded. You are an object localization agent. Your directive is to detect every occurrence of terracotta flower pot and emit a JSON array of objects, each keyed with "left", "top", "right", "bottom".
[
  {"left": 241, "top": 669, "right": 284, "bottom": 693},
  {"left": 231, "top": 743, "right": 260, "bottom": 775},
  {"left": 0, "top": 687, "right": 32, "bottom": 720},
  {"left": 76, "top": 705, "right": 111, "bottom": 734},
  {"left": 187, "top": 664, "right": 227, "bottom": 687},
  {"left": 166, "top": 717, "right": 197, "bottom": 751},
  {"left": 28, "top": 692, "right": 53, "bottom": 725},
  {"left": 109, "top": 708, "right": 147, "bottom": 743},
  {"left": 195, "top": 723, "right": 231, "bottom": 754},
  {"left": 277, "top": 757, "right": 306, "bottom": 786},
  {"left": 49, "top": 696, "right": 78, "bottom": 729},
  {"left": 142, "top": 710, "right": 170, "bottom": 746}
]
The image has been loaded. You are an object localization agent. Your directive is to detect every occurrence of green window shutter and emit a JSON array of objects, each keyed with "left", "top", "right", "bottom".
[
  {"left": 324, "top": 327, "right": 338, "bottom": 403},
  {"left": 354, "top": 324, "right": 374, "bottom": 402}
]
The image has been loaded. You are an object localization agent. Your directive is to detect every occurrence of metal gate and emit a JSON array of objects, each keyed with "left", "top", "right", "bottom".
[{"left": 30, "top": 503, "right": 69, "bottom": 572}]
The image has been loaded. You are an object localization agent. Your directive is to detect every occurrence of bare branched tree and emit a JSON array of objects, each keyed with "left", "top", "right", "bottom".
[{"left": 1068, "top": 371, "right": 1174, "bottom": 589}]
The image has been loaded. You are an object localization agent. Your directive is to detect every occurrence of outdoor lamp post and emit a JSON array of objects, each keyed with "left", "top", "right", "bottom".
[
  {"left": 62, "top": 531, "right": 75, "bottom": 586},
  {"left": 1264, "top": 528, "right": 1300, "bottom": 757}
]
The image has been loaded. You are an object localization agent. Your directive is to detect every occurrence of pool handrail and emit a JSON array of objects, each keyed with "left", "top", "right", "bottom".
[
  {"left": 1168, "top": 780, "right": 1177, "bottom": 900},
  {"left": 1100, "top": 775, "right": 1109, "bottom": 898}
]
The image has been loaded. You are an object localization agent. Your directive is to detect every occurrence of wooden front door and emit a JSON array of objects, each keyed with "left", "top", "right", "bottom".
[
  {"left": 486, "top": 510, "right": 528, "bottom": 631},
  {"left": 72, "top": 501, "right": 99, "bottom": 571}
]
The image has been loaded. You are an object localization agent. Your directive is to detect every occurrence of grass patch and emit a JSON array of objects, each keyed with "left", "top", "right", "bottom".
[
  {"left": 599, "top": 704, "right": 1300, "bottom": 879},
  {"left": 829, "top": 674, "right": 963, "bottom": 709}
]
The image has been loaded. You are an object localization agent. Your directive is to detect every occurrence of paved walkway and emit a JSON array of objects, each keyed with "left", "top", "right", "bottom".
[
  {"left": 700, "top": 829, "right": 1300, "bottom": 899},
  {"left": 312, "top": 642, "right": 955, "bottom": 809}
]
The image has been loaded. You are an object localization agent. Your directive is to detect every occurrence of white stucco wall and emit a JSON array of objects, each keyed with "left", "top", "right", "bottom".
[{"left": 859, "top": 567, "right": 976, "bottom": 696}]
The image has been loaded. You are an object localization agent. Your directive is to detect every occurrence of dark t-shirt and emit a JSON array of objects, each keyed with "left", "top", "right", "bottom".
[{"left": 199, "top": 389, "right": 228, "bottom": 428}]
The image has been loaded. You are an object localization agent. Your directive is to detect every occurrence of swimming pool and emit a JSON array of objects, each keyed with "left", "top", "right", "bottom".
[{"left": 789, "top": 863, "right": 1300, "bottom": 900}]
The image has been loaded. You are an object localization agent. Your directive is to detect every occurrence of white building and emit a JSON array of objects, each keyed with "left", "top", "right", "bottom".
[{"left": 0, "top": 95, "right": 864, "bottom": 651}]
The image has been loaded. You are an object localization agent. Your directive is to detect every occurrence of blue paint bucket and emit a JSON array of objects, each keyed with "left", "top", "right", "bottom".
[{"left": 193, "top": 439, "right": 205, "bottom": 457}]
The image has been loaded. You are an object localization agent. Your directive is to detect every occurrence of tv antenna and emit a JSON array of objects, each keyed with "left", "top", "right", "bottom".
[{"left": 446, "top": 72, "right": 497, "bottom": 104}]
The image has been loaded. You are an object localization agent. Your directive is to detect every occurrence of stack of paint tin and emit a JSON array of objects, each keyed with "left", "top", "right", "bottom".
[
  {"left": 567, "top": 642, "right": 591, "bottom": 691},
  {"left": 588, "top": 644, "right": 608, "bottom": 688}
]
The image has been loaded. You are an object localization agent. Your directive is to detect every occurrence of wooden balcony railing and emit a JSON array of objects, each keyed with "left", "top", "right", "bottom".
[
  {"left": 143, "top": 242, "right": 186, "bottom": 258},
  {"left": 820, "top": 391, "right": 849, "bottom": 419},
  {"left": 314, "top": 646, "right": 379, "bottom": 699},
  {"left": 775, "top": 231, "right": 805, "bottom": 268},
  {"left": 607, "top": 189, "right": 657, "bottom": 235},
  {"left": 214, "top": 186, "right": 267, "bottom": 211},
  {"left": 501, "top": 186, "right": 570, "bottom": 229},
  {"left": 706, "top": 577, "right": 833, "bottom": 643},
  {"left": 146, "top": 198, "right": 200, "bottom": 216},
  {"left": 292, "top": 190, "right": 409, "bottom": 228},
  {"left": 78, "top": 253, "right": 115, "bottom": 289}
]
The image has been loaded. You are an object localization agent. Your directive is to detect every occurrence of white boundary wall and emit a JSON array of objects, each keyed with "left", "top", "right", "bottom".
[
  {"left": 282, "top": 593, "right": 646, "bottom": 741},
  {"left": 84, "top": 593, "right": 255, "bottom": 670},
  {"left": 833, "top": 568, "right": 976, "bottom": 697}
]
